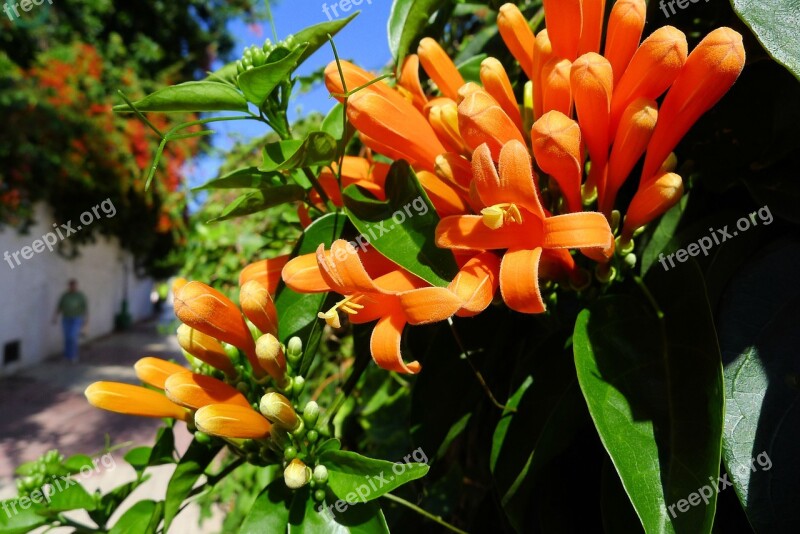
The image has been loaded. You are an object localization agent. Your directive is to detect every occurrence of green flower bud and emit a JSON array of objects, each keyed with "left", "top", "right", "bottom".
[
  {"left": 284, "top": 446, "right": 297, "bottom": 461},
  {"left": 314, "top": 489, "right": 326, "bottom": 502},
  {"left": 286, "top": 337, "right": 303, "bottom": 365},
  {"left": 302, "top": 401, "right": 320, "bottom": 427},
  {"left": 251, "top": 47, "right": 267, "bottom": 67},
  {"left": 313, "top": 464, "right": 328, "bottom": 484},
  {"left": 195, "top": 431, "right": 212, "bottom": 445},
  {"left": 306, "top": 430, "right": 319, "bottom": 443},
  {"left": 292, "top": 376, "right": 306, "bottom": 397}
]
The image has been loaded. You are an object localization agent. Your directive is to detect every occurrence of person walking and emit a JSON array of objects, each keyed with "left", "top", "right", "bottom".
[{"left": 52, "top": 279, "right": 88, "bottom": 363}]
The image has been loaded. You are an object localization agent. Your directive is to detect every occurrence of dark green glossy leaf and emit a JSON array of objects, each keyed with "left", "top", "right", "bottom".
[
  {"left": 148, "top": 426, "right": 176, "bottom": 466},
  {"left": 260, "top": 132, "right": 338, "bottom": 172},
  {"left": 732, "top": 0, "right": 800, "bottom": 80},
  {"left": 640, "top": 194, "right": 689, "bottom": 275},
  {"left": 343, "top": 160, "right": 459, "bottom": 286},
  {"left": 318, "top": 450, "right": 428, "bottom": 502},
  {"left": 109, "top": 499, "right": 162, "bottom": 534},
  {"left": 193, "top": 167, "right": 283, "bottom": 190},
  {"left": 209, "top": 186, "right": 306, "bottom": 222},
  {"left": 238, "top": 44, "right": 309, "bottom": 107},
  {"left": 456, "top": 54, "right": 487, "bottom": 84},
  {"left": 388, "top": 0, "right": 442, "bottom": 66},
  {"left": 275, "top": 213, "right": 346, "bottom": 375},
  {"left": 163, "top": 439, "right": 221, "bottom": 531},
  {"left": 288, "top": 487, "right": 389, "bottom": 534},
  {"left": 574, "top": 262, "right": 724, "bottom": 534},
  {"left": 239, "top": 478, "right": 293, "bottom": 534},
  {"left": 490, "top": 377, "right": 532, "bottom": 473},
  {"left": 316, "top": 438, "right": 342, "bottom": 456},
  {"left": 293, "top": 12, "right": 360, "bottom": 65},
  {"left": 719, "top": 241, "right": 800, "bottom": 531},
  {"left": 113, "top": 81, "right": 248, "bottom": 113}
]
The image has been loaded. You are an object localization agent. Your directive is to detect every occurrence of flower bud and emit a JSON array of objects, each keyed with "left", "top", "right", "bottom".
[
  {"left": 531, "top": 111, "right": 583, "bottom": 213},
  {"left": 176, "top": 324, "right": 237, "bottom": 378},
  {"left": 313, "top": 464, "right": 328, "bottom": 484},
  {"left": 164, "top": 372, "right": 251, "bottom": 410},
  {"left": 543, "top": 0, "right": 581, "bottom": 60},
  {"left": 195, "top": 404, "right": 271, "bottom": 440},
  {"left": 284, "top": 446, "right": 297, "bottom": 461},
  {"left": 314, "top": 489, "right": 326, "bottom": 502},
  {"left": 458, "top": 88, "right": 524, "bottom": 160},
  {"left": 292, "top": 376, "right": 306, "bottom": 397},
  {"left": 480, "top": 57, "right": 523, "bottom": 133},
  {"left": 174, "top": 281, "right": 262, "bottom": 377},
  {"left": 286, "top": 337, "right": 303, "bottom": 366},
  {"left": 622, "top": 172, "right": 684, "bottom": 241},
  {"left": 418, "top": 37, "right": 465, "bottom": 101},
  {"left": 284, "top": 458, "right": 311, "bottom": 489},
  {"left": 260, "top": 392, "right": 300, "bottom": 430},
  {"left": 255, "top": 334, "right": 288, "bottom": 386},
  {"left": 303, "top": 401, "right": 320, "bottom": 427},
  {"left": 134, "top": 357, "right": 188, "bottom": 390},
  {"left": 497, "top": 3, "right": 535, "bottom": 78},
  {"left": 240, "top": 280, "right": 279, "bottom": 337},
  {"left": 85, "top": 382, "right": 189, "bottom": 422}
]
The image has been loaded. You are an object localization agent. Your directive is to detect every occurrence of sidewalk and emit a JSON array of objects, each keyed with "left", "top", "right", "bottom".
[{"left": 0, "top": 319, "right": 222, "bottom": 532}]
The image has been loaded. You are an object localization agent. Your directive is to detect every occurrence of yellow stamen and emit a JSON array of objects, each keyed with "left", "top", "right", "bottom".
[
  {"left": 318, "top": 296, "right": 363, "bottom": 328},
  {"left": 481, "top": 203, "right": 523, "bottom": 229}
]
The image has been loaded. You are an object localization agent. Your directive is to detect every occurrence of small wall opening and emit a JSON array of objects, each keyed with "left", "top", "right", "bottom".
[{"left": 3, "top": 340, "right": 20, "bottom": 366}]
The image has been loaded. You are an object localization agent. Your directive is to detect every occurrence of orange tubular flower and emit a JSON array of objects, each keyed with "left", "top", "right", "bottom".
[
  {"left": 458, "top": 88, "right": 525, "bottom": 160},
  {"left": 622, "top": 172, "right": 683, "bottom": 241},
  {"left": 85, "top": 382, "right": 190, "bottom": 421},
  {"left": 239, "top": 254, "right": 291, "bottom": 295},
  {"left": 578, "top": 0, "right": 606, "bottom": 55},
  {"left": 609, "top": 26, "right": 688, "bottom": 137},
  {"left": 427, "top": 99, "right": 472, "bottom": 156},
  {"left": 601, "top": 98, "right": 658, "bottom": 216},
  {"left": 448, "top": 252, "right": 502, "bottom": 316},
  {"left": 418, "top": 38, "right": 466, "bottom": 102},
  {"left": 543, "top": 0, "right": 582, "bottom": 61},
  {"left": 604, "top": 0, "right": 647, "bottom": 85},
  {"left": 174, "top": 282, "right": 262, "bottom": 377},
  {"left": 164, "top": 372, "right": 251, "bottom": 411},
  {"left": 283, "top": 241, "right": 483, "bottom": 374},
  {"left": 530, "top": 111, "right": 583, "bottom": 213},
  {"left": 416, "top": 171, "right": 470, "bottom": 217},
  {"left": 480, "top": 57, "right": 524, "bottom": 133},
  {"left": 435, "top": 153, "right": 473, "bottom": 191},
  {"left": 240, "top": 279, "right": 278, "bottom": 337},
  {"left": 176, "top": 324, "right": 237, "bottom": 377},
  {"left": 195, "top": 404, "right": 271, "bottom": 440},
  {"left": 324, "top": 61, "right": 446, "bottom": 172},
  {"left": 134, "top": 357, "right": 188, "bottom": 389},
  {"left": 172, "top": 277, "right": 188, "bottom": 294},
  {"left": 541, "top": 58, "right": 573, "bottom": 117},
  {"left": 532, "top": 30, "right": 555, "bottom": 120},
  {"left": 640, "top": 28, "right": 745, "bottom": 185},
  {"left": 497, "top": 3, "right": 536, "bottom": 79},
  {"left": 570, "top": 53, "right": 613, "bottom": 198},
  {"left": 436, "top": 141, "right": 613, "bottom": 313},
  {"left": 397, "top": 54, "right": 428, "bottom": 111}
]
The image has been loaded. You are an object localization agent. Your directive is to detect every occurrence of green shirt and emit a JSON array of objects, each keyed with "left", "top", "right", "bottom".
[{"left": 58, "top": 291, "right": 88, "bottom": 318}]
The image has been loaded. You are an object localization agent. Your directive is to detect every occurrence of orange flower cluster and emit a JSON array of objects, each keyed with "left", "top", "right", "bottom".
[{"left": 85, "top": 266, "right": 294, "bottom": 439}]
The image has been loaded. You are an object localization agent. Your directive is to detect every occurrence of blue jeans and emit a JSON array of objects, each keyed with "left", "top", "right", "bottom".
[{"left": 62, "top": 317, "right": 83, "bottom": 361}]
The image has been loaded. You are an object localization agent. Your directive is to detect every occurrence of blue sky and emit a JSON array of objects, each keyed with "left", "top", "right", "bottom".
[{"left": 188, "top": 0, "right": 393, "bottom": 193}]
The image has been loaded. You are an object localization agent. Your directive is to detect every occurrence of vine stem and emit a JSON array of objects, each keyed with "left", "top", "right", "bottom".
[
  {"left": 447, "top": 318, "right": 513, "bottom": 412},
  {"left": 381, "top": 493, "right": 468, "bottom": 534}
]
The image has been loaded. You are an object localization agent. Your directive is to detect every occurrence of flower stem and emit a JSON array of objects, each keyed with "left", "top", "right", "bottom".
[{"left": 381, "top": 493, "right": 468, "bottom": 534}]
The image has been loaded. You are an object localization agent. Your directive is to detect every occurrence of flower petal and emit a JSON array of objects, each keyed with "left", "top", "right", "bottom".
[
  {"left": 399, "top": 287, "right": 463, "bottom": 325},
  {"left": 417, "top": 170, "right": 469, "bottom": 217},
  {"left": 282, "top": 253, "right": 330, "bottom": 293},
  {"left": 543, "top": 212, "right": 614, "bottom": 251},
  {"left": 458, "top": 89, "right": 525, "bottom": 160},
  {"left": 530, "top": 111, "right": 583, "bottom": 213},
  {"left": 370, "top": 314, "right": 420, "bottom": 374},
  {"left": 436, "top": 214, "right": 541, "bottom": 251},
  {"left": 239, "top": 255, "right": 290, "bottom": 294},
  {"left": 316, "top": 241, "right": 383, "bottom": 295},
  {"left": 500, "top": 247, "right": 546, "bottom": 314},
  {"left": 449, "top": 251, "right": 501, "bottom": 316},
  {"left": 397, "top": 54, "right": 428, "bottom": 111}
]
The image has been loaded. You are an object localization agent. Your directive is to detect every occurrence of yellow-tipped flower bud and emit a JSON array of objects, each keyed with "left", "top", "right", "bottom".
[
  {"left": 164, "top": 372, "right": 252, "bottom": 411},
  {"left": 240, "top": 279, "right": 278, "bottom": 337},
  {"left": 255, "top": 333, "right": 288, "bottom": 386},
  {"left": 284, "top": 458, "right": 311, "bottom": 489},
  {"left": 259, "top": 392, "right": 300, "bottom": 431},
  {"left": 176, "top": 324, "right": 237, "bottom": 377},
  {"left": 85, "top": 382, "right": 189, "bottom": 422},
  {"left": 195, "top": 404, "right": 271, "bottom": 440},
  {"left": 134, "top": 357, "right": 188, "bottom": 390}
]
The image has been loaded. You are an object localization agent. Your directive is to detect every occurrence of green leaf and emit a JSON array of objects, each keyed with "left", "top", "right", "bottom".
[
  {"left": 206, "top": 62, "right": 239, "bottom": 85},
  {"left": 109, "top": 500, "right": 163, "bottom": 534},
  {"left": 732, "top": 0, "right": 800, "bottom": 80},
  {"left": 237, "top": 44, "right": 309, "bottom": 107},
  {"left": 193, "top": 167, "right": 283, "bottom": 190},
  {"left": 573, "top": 263, "right": 724, "bottom": 534},
  {"left": 275, "top": 213, "right": 347, "bottom": 375},
  {"left": 124, "top": 447, "right": 152, "bottom": 471},
  {"left": 0, "top": 501, "right": 46, "bottom": 534},
  {"left": 490, "top": 377, "right": 532, "bottom": 473},
  {"left": 318, "top": 450, "right": 429, "bottom": 502},
  {"left": 316, "top": 438, "right": 343, "bottom": 456},
  {"left": 260, "top": 132, "right": 338, "bottom": 172},
  {"left": 434, "top": 413, "right": 472, "bottom": 461},
  {"left": 47, "top": 481, "right": 98, "bottom": 511},
  {"left": 293, "top": 13, "right": 360, "bottom": 65},
  {"left": 62, "top": 454, "right": 93, "bottom": 474},
  {"left": 148, "top": 426, "right": 176, "bottom": 466},
  {"left": 718, "top": 241, "right": 800, "bottom": 531},
  {"left": 89, "top": 479, "right": 146, "bottom": 528},
  {"left": 113, "top": 81, "right": 249, "bottom": 113},
  {"left": 239, "top": 478, "right": 293, "bottom": 534},
  {"left": 209, "top": 186, "right": 306, "bottom": 223},
  {"left": 640, "top": 194, "right": 689, "bottom": 274},
  {"left": 388, "top": 0, "right": 442, "bottom": 67},
  {"left": 343, "top": 160, "right": 459, "bottom": 287},
  {"left": 163, "top": 439, "right": 221, "bottom": 532},
  {"left": 288, "top": 487, "right": 390, "bottom": 533}
]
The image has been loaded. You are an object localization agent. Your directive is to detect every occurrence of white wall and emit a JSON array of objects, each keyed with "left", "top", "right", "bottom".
[{"left": 0, "top": 203, "right": 154, "bottom": 374}]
